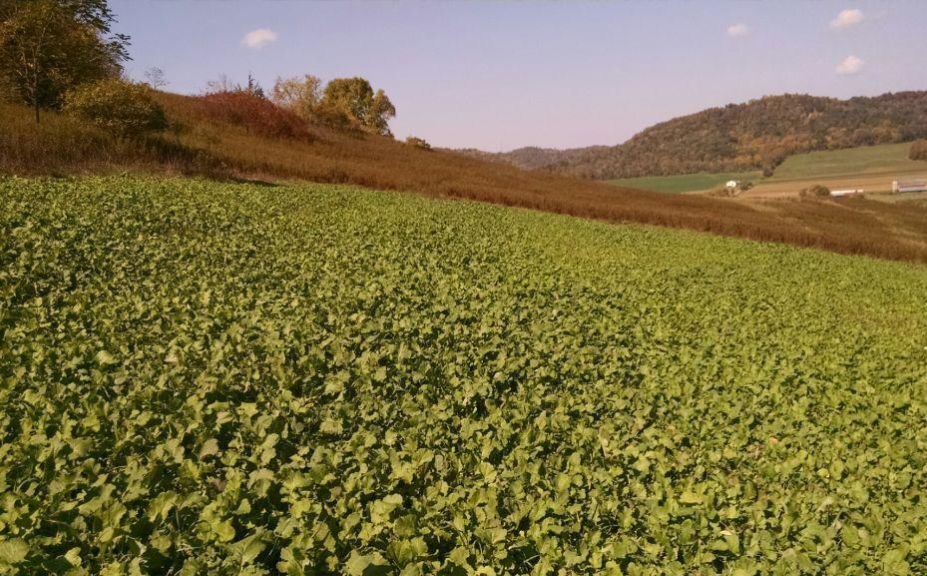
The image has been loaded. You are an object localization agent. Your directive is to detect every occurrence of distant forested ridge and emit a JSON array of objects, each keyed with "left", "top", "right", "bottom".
[
  {"left": 448, "top": 146, "right": 603, "bottom": 170},
  {"left": 465, "top": 92, "right": 927, "bottom": 179}
]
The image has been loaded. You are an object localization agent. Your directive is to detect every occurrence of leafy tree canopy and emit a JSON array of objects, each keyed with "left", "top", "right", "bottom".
[
  {"left": 270, "top": 74, "right": 322, "bottom": 121},
  {"left": 64, "top": 78, "right": 167, "bottom": 138},
  {"left": 321, "top": 76, "right": 395, "bottom": 136},
  {"left": 0, "top": 0, "right": 129, "bottom": 122}
]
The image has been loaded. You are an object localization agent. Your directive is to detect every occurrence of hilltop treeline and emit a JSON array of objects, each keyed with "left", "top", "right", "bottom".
[{"left": 481, "top": 93, "right": 927, "bottom": 179}]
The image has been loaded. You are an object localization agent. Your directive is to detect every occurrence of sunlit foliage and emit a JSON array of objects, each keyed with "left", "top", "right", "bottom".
[{"left": 2, "top": 176, "right": 926, "bottom": 574}]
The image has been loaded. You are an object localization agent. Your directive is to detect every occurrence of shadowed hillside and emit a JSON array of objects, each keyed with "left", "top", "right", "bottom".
[{"left": 2, "top": 92, "right": 927, "bottom": 263}]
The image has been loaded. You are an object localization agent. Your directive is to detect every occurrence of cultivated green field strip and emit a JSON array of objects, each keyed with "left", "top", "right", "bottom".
[
  {"left": 768, "top": 142, "right": 927, "bottom": 183},
  {"left": 606, "top": 143, "right": 927, "bottom": 194},
  {"left": 2, "top": 177, "right": 927, "bottom": 575},
  {"left": 606, "top": 172, "right": 761, "bottom": 194}
]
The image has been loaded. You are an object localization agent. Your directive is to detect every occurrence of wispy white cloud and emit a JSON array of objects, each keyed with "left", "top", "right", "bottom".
[
  {"left": 831, "top": 9, "right": 864, "bottom": 29},
  {"left": 727, "top": 23, "right": 750, "bottom": 37},
  {"left": 242, "top": 28, "right": 278, "bottom": 49},
  {"left": 836, "top": 55, "right": 864, "bottom": 75}
]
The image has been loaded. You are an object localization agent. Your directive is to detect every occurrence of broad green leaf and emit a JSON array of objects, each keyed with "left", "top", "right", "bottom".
[{"left": 0, "top": 540, "right": 28, "bottom": 565}]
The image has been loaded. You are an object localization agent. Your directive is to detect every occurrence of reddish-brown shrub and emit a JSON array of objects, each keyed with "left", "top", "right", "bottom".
[{"left": 198, "top": 91, "right": 312, "bottom": 140}]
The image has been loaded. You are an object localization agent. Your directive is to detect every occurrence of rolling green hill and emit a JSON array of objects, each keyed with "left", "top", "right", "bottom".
[
  {"left": 3, "top": 176, "right": 927, "bottom": 574},
  {"left": 556, "top": 92, "right": 927, "bottom": 179},
  {"left": 481, "top": 92, "right": 927, "bottom": 179}
]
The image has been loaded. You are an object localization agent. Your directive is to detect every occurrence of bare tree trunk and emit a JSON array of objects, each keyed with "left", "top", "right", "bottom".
[
  {"left": 33, "top": 69, "right": 41, "bottom": 124},
  {"left": 30, "top": 39, "right": 43, "bottom": 125}
]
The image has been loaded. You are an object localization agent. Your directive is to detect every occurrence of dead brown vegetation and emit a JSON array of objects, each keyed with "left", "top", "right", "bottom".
[
  {"left": 2, "top": 92, "right": 927, "bottom": 264},
  {"left": 196, "top": 91, "right": 313, "bottom": 140}
]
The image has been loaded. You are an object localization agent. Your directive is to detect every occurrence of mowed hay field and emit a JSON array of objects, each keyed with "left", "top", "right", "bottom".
[
  {"left": 2, "top": 176, "right": 927, "bottom": 575},
  {"left": 744, "top": 143, "right": 927, "bottom": 198},
  {"left": 769, "top": 143, "right": 925, "bottom": 181}
]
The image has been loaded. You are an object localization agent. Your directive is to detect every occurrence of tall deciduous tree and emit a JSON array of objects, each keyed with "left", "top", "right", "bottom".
[
  {"left": 0, "top": 0, "right": 129, "bottom": 123},
  {"left": 271, "top": 74, "right": 322, "bottom": 120},
  {"left": 368, "top": 89, "right": 396, "bottom": 136},
  {"left": 321, "top": 77, "right": 396, "bottom": 136}
]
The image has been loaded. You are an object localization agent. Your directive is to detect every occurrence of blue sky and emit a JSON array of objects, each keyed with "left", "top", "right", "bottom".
[{"left": 111, "top": 1, "right": 927, "bottom": 151}]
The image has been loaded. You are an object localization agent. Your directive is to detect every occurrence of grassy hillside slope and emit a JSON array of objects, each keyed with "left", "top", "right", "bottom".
[
  {"left": 3, "top": 95, "right": 927, "bottom": 262},
  {"left": 3, "top": 176, "right": 926, "bottom": 574},
  {"left": 768, "top": 142, "right": 927, "bottom": 181},
  {"left": 739, "top": 142, "right": 927, "bottom": 198}
]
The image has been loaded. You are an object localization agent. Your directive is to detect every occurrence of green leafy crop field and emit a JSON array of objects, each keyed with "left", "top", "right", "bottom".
[
  {"left": 606, "top": 172, "right": 761, "bottom": 194},
  {"left": 2, "top": 177, "right": 926, "bottom": 575}
]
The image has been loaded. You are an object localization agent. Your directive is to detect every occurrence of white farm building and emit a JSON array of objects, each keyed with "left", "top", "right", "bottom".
[{"left": 893, "top": 179, "right": 927, "bottom": 193}]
